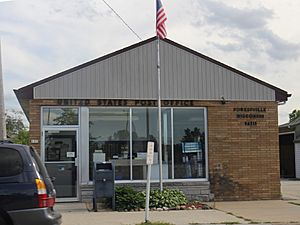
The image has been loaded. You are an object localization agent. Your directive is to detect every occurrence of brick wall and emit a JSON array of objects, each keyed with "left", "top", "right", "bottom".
[
  {"left": 28, "top": 99, "right": 280, "bottom": 201},
  {"left": 204, "top": 101, "right": 280, "bottom": 201},
  {"left": 29, "top": 100, "right": 58, "bottom": 154}
]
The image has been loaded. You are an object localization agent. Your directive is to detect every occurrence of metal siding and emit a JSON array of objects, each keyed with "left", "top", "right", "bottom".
[
  {"left": 82, "top": 67, "right": 88, "bottom": 98},
  {"left": 161, "top": 42, "right": 169, "bottom": 99},
  {"left": 191, "top": 55, "right": 197, "bottom": 98},
  {"left": 130, "top": 49, "right": 136, "bottom": 98},
  {"left": 123, "top": 53, "right": 127, "bottom": 97},
  {"left": 106, "top": 59, "right": 111, "bottom": 98},
  {"left": 226, "top": 70, "right": 232, "bottom": 99},
  {"left": 201, "top": 58, "right": 207, "bottom": 99},
  {"left": 183, "top": 49, "right": 189, "bottom": 98},
  {"left": 141, "top": 45, "right": 147, "bottom": 98},
  {"left": 255, "top": 83, "right": 260, "bottom": 100},
  {"left": 91, "top": 64, "right": 97, "bottom": 98},
  {"left": 69, "top": 72, "right": 73, "bottom": 98},
  {"left": 34, "top": 40, "right": 275, "bottom": 101},
  {"left": 191, "top": 55, "right": 196, "bottom": 98},
  {"left": 136, "top": 46, "right": 142, "bottom": 98},
  {"left": 173, "top": 46, "right": 179, "bottom": 98}
]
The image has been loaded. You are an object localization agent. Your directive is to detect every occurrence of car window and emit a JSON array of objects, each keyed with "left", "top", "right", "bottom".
[
  {"left": 0, "top": 147, "right": 24, "bottom": 177},
  {"left": 29, "top": 147, "right": 49, "bottom": 178}
]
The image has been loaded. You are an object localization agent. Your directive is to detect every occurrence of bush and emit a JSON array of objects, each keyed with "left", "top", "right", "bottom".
[
  {"left": 149, "top": 189, "right": 187, "bottom": 209},
  {"left": 115, "top": 186, "right": 145, "bottom": 211},
  {"left": 115, "top": 187, "right": 187, "bottom": 211}
]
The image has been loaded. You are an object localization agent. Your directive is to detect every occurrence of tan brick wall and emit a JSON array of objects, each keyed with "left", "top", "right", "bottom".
[
  {"left": 203, "top": 101, "right": 280, "bottom": 201},
  {"left": 29, "top": 99, "right": 59, "bottom": 154},
  {"left": 28, "top": 99, "right": 280, "bottom": 201}
]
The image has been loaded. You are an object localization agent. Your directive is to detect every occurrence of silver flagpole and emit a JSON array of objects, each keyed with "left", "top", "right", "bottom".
[
  {"left": 0, "top": 40, "right": 7, "bottom": 140},
  {"left": 157, "top": 37, "right": 163, "bottom": 191}
]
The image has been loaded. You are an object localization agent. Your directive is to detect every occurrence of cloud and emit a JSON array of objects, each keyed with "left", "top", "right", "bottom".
[
  {"left": 1, "top": 0, "right": 154, "bottom": 112},
  {"left": 198, "top": 0, "right": 273, "bottom": 30},
  {"left": 0, "top": 0, "right": 299, "bottom": 125},
  {"left": 192, "top": 0, "right": 300, "bottom": 61},
  {"left": 257, "top": 29, "right": 300, "bottom": 60}
]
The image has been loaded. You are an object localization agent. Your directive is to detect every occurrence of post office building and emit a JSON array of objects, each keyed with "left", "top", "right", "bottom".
[{"left": 15, "top": 37, "right": 290, "bottom": 202}]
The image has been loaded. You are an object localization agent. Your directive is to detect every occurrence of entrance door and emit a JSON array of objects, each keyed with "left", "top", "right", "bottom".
[{"left": 44, "top": 129, "right": 78, "bottom": 200}]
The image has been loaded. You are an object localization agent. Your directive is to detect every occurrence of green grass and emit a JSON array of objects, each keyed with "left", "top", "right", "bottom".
[{"left": 135, "top": 222, "right": 174, "bottom": 225}]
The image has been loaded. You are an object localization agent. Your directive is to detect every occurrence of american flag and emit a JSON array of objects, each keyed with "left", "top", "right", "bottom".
[{"left": 156, "top": 0, "right": 167, "bottom": 39}]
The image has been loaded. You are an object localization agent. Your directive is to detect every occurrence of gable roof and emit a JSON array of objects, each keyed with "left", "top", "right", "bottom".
[
  {"left": 14, "top": 36, "right": 290, "bottom": 117},
  {"left": 289, "top": 116, "right": 300, "bottom": 127}
]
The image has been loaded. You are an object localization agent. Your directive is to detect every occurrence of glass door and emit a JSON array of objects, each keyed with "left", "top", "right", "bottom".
[{"left": 43, "top": 129, "right": 78, "bottom": 200}]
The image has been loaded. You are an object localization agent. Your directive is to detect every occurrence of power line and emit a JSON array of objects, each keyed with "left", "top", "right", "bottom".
[{"left": 102, "top": 0, "right": 142, "bottom": 40}]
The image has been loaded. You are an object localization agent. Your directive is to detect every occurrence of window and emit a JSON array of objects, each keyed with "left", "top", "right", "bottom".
[
  {"left": 30, "top": 147, "right": 49, "bottom": 178},
  {"left": 89, "top": 108, "right": 130, "bottom": 180},
  {"left": 173, "top": 109, "right": 206, "bottom": 179},
  {"left": 0, "top": 148, "right": 23, "bottom": 177},
  {"left": 43, "top": 108, "right": 79, "bottom": 125},
  {"left": 132, "top": 108, "right": 158, "bottom": 180},
  {"left": 88, "top": 107, "right": 207, "bottom": 181},
  {"left": 162, "top": 108, "right": 172, "bottom": 179}
]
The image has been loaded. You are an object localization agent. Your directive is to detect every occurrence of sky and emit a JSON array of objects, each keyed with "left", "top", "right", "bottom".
[{"left": 0, "top": 0, "right": 299, "bottom": 124}]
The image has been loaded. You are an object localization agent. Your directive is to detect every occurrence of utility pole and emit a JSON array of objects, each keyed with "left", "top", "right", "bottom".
[{"left": 0, "top": 41, "right": 7, "bottom": 140}]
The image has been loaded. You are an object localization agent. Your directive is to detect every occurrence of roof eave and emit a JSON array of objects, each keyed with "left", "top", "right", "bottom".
[{"left": 14, "top": 36, "right": 290, "bottom": 111}]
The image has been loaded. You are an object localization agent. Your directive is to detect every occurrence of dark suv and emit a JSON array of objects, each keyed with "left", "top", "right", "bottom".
[{"left": 0, "top": 141, "right": 62, "bottom": 225}]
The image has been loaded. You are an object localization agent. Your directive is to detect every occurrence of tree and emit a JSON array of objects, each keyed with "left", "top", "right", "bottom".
[
  {"left": 5, "top": 110, "right": 29, "bottom": 145},
  {"left": 12, "top": 129, "right": 29, "bottom": 145},
  {"left": 289, "top": 109, "right": 300, "bottom": 122},
  {"left": 182, "top": 127, "right": 204, "bottom": 142},
  {"left": 52, "top": 108, "right": 78, "bottom": 125}
]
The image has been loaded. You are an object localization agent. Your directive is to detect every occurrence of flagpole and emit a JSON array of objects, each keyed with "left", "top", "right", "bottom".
[
  {"left": 157, "top": 36, "right": 163, "bottom": 192},
  {"left": 0, "top": 40, "right": 7, "bottom": 140}
]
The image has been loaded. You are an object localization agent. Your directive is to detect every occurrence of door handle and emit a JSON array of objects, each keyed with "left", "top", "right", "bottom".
[{"left": 75, "top": 158, "right": 79, "bottom": 167}]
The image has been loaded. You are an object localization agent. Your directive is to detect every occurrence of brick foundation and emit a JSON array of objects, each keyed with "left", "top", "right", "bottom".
[{"left": 80, "top": 181, "right": 212, "bottom": 203}]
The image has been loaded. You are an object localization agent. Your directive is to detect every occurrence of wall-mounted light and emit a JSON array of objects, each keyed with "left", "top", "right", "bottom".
[{"left": 220, "top": 96, "right": 226, "bottom": 105}]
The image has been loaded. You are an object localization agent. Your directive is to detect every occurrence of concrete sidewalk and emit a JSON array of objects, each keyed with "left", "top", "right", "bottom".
[
  {"left": 213, "top": 200, "right": 300, "bottom": 224},
  {"left": 56, "top": 180, "right": 300, "bottom": 225},
  {"left": 55, "top": 200, "right": 300, "bottom": 225},
  {"left": 56, "top": 203, "right": 246, "bottom": 225},
  {"left": 281, "top": 180, "right": 300, "bottom": 200}
]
